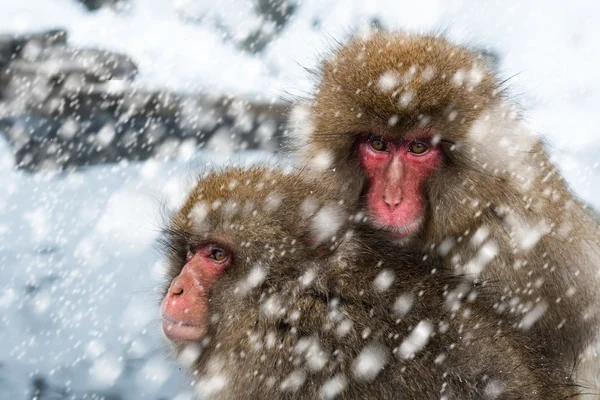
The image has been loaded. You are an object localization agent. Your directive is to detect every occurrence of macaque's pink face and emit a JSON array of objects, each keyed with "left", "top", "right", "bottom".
[
  {"left": 160, "top": 243, "right": 231, "bottom": 342},
  {"left": 358, "top": 133, "right": 442, "bottom": 240}
]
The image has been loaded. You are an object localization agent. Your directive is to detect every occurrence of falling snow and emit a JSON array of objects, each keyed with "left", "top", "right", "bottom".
[
  {"left": 398, "top": 321, "right": 433, "bottom": 359},
  {"left": 519, "top": 302, "right": 549, "bottom": 331},
  {"left": 373, "top": 269, "right": 395, "bottom": 292},
  {"left": 0, "top": 0, "right": 599, "bottom": 399},
  {"left": 320, "top": 375, "right": 347, "bottom": 399},
  {"left": 392, "top": 293, "right": 414, "bottom": 317},
  {"left": 377, "top": 71, "right": 399, "bottom": 92},
  {"left": 279, "top": 370, "right": 306, "bottom": 393},
  {"left": 352, "top": 343, "right": 389, "bottom": 381},
  {"left": 310, "top": 204, "right": 345, "bottom": 244}
]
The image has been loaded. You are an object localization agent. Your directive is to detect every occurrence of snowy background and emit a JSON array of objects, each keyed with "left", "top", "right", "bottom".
[{"left": 0, "top": 0, "right": 598, "bottom": 399}]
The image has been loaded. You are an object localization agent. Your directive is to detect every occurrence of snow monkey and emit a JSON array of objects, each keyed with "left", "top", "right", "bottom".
[
  {"left": 159, "top": 166, "right": 578, "bottom": 399},
  {"left": 289, "top": 31, "right": 600, "bottom": 389}
]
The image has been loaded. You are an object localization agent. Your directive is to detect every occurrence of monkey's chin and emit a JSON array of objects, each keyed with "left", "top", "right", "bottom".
[
  {"left": 370, "top": 216, "right": 423, "bottom": 242},
  {"left": 161, "top": 316, "right": 206, "bottom": 343}
]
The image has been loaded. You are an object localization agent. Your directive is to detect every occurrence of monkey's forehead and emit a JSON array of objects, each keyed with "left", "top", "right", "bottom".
[
  {"left": 185, "top": 167, "right": 332, "bottom": 206},
  {"left": 174, "top": 167, "right": 342, "bottom": 231},
  {"left": 313, "top": 32, "right": 499, "bottom": 140}
]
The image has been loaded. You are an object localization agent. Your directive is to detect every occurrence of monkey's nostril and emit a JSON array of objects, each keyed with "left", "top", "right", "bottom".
[
  {"left": 382, "top": 195, "right": 401, "bottom": 210},
  {"left": 172, "top": 288, "right": 184, "bottom": 296}
]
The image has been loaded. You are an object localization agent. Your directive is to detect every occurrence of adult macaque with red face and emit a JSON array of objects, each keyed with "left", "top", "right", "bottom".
[
  {"left": 159, "top": 166, "right": 578, "bottom": 399},
  {"left": 291, "top": 31, "right": 600, "bottom": 388}
]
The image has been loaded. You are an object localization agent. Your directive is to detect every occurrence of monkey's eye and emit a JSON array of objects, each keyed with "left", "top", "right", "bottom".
[
  {"left": 209, "top": 247, "right": 229, "bottom": 263},
  {"left": 408, "top": 141, "right": 429, "bottom": 155},
  {"left": 369, "top": 136, "right": 388, "bottom": 152}
]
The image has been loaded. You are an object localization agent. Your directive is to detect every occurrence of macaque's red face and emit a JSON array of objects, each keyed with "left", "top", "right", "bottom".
[
  {"left": 160, "top": 243, "right": 231, "bottom": 342},
  {"left": 358, "top": 132, "right": 442, "bottom": 240}
]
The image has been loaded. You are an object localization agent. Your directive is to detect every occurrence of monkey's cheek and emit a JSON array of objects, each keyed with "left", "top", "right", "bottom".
[{"left": 162, "top": 318, "right": 206, "bottom": 343}]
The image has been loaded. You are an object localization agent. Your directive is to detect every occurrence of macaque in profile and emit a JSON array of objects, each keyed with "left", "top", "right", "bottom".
[
  {"left": 290, "top": 31, "right": 600, "bottom": 386},
  {"left": 159, "top": 166, "right": 578, "bottom": 399}
]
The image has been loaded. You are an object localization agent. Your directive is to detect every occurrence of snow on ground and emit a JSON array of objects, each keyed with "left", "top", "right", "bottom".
[{"left": 0, "top": 0, "right": 599, "bottom": 398}]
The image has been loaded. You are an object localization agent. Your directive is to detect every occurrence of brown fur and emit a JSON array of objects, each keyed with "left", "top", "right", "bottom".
[
  {"left": 160, "top": 166, "right": 578, "bottom": 399},
  {"left": 290, "top": 31, "right": 600, "bottom": 388}
]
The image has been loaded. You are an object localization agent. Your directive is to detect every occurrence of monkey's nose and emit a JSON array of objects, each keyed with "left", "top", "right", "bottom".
[
  {"left": 382, "top": 194, "right": 401, "bottom": 210},
  {"left": 168, "top": 280, "right": 185, "bottom": 297}
]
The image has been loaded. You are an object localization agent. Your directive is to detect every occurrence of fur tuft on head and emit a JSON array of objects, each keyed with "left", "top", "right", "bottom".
[{"left": 301, "top": 32, "right": 500, "bottom": 157}]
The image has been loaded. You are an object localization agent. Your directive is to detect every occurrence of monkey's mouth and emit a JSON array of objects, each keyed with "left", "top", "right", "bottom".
[
  {"left": 161, "top": 314, "right": 206, "bottom": 342},
  {"left": 370, "top": 216, "right": 423, "bottom": 240}
]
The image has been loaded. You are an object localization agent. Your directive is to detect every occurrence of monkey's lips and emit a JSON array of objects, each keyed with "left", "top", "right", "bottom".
[
  {"left": 161, "top": 314, "right": 206, "bottom": 342},
  {"left": 371, "top": 216, "right": 423, "bottom": 240}
]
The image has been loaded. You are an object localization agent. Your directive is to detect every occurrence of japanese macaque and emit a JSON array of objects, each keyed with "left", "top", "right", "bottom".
[
  {"left": 290, "top": 31, "right": 600, "bottom": 387},
  {"left": 159, "top": 166, "right": 578, "bottom": 399}
]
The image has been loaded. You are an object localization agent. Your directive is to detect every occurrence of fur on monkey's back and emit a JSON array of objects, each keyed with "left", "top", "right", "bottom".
[{"left": 169, "top": 166, "right": 577, "bottom": 400}]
